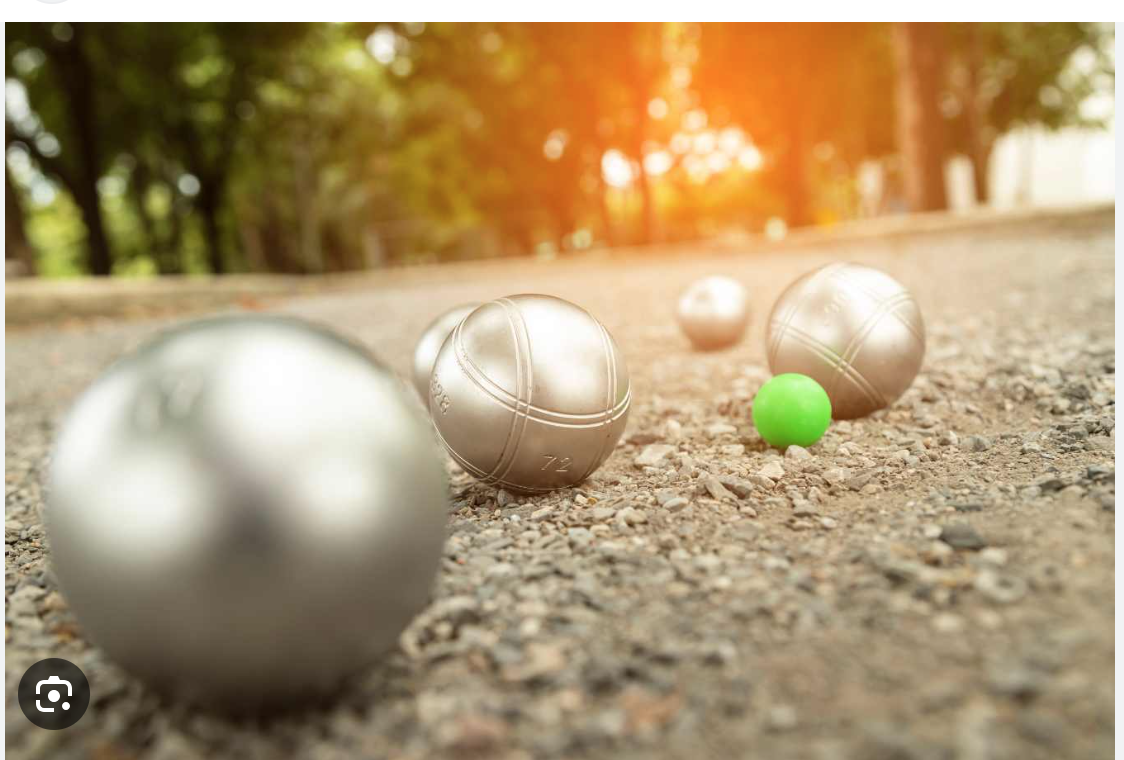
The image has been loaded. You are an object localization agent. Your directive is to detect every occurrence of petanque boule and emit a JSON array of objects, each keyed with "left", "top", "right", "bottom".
[
  {"left": 429, "top": 294, "right": 630, "bottom": 494},
  {"left": 676, "top": 275, "right": 751, "bottom": 351},
  {"left": 46, "top": 315, "right": 448, "bottom": 710},
  {"left": 411, "top": 303, "right": 481, "bottom": 400},
  {"left": 766, "top": 262, "right": 925, "bottom": 419}
]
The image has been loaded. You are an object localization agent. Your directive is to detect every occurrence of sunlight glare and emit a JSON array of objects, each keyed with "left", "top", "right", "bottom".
[
  {"left": 601, "top": 150, "right": 635, "bottom": 188},
  {"left": 643, "top": 150, "right": 673, "bottom": 177},
  {"left": 738, "top": 145, "right": 763, "bottom": 171}
]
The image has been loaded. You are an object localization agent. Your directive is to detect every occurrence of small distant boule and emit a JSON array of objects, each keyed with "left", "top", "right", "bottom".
[
  {"left": 677, "top": 275, "right": 751, "bottom": 350},
  {"left": 412, "top": 303, "right": 481, "bottom": 399},
  {"left": 429, "top": 294, "right": 630, "bottom": 494},
  {"left": 46, "top": 316, "right": 448, "bottom": 710},
  {"left": 767, "top": 262, "right": 925, "bottom": 419}
]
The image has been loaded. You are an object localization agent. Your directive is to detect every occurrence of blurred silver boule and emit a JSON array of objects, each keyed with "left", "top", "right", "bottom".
[
  {"left": 677, "top": 275, "right": 751, "bottom": 350},
  {"left": 429, "top": 294, "right": 630, "bottom": 494},
  {"left": 767, "top": 262, "right": 926, "bottom": 419},
  {"left": 411, "top": 303, "right": 481, "bottom": 400},
  {"left": 46, "top": 315, "right": 448, "bottom": 710}
]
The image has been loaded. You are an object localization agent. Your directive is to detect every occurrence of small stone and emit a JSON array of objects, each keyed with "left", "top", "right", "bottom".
[
  {"left": 439, "top": 713, "right": 509, "bottom": 753},
  {"left": 591, "top": 507, "right": 616, "bottom": 521},
  {"left": 663, "top": 497, "right": 690, "bottom": 512},
  {"left": 766, "top": 705, "right": 798, "bottom": 732},
  {"left": 720, "top": 444, "right": 746, "bottom": 457},
  {"left": 719, "top": 478, "right": 754, "bottom": 499},
  {"left": 978, "top": 548, "right": 1009, "bottom": 567},
  {"left": 496, "top": 489, "right": 515, "bottom": 507},
  {"left": 940, "top": 523, "right": 987, "bottom": 551},
  {"left": 664, "top": 419, "right": 683, "bottom": 443},
  {"left": 1036, "top": 477, "right": 1067, "bottom": 494},
  {"left": 932, "top": 613, "right": 965, "bottom": 633},
  {"left": 530, "top": 505, "right": 554, "bottom": 521},
  {"left": 793, "top": 503, "right": 817, "bottom": 517},
  {"left": 785, "top": 445, "right": 812, "bottom": 461},
  {"left": 706, "top": 422, "right": 738, "bottom": 438},
  {"left": 822, "top": 467, "right": 850, "bottom": 485},
  {"left": 961, "top": 435, "right": 993, "bottom": 453},
  {"left": 635, "top": 444, "right": 676, "bottom": 467},
  {"left": 617, "top": 507, "right": 648, "bottom": 526},
  {"left": 819, "top": 517, "right": 837, "bottom": 529},
  {"left": 975, "top": 569, "right": 1028, "bottom": 604},
  {"left": 845, "top": 470, "right": 877, "bottom": 491},
  {"left": 486, "top": 562, "right": 519, "bottom": 579},
  {"left": 758, "top": 461, "right": 786, "bottom": 481},
  {"left": 703, "top": 476, "right": 736, "bottom": 502},
  {"left": 939, "top": 430, "right": 960, "bottom": 447},
  {"left": 502, "top": 642, "right": 567, "bottom": 683},
  {"left": 988, "top": 665, "right": 1044, "bottom": 701}
]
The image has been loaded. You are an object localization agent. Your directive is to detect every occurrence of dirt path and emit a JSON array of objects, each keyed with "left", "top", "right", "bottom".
[{"left": 5, "top": 208, "right": 1114, "bottom": 759}]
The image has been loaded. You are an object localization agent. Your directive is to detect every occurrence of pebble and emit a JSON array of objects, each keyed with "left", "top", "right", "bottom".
[
  {"left": 961, "top": 435, "right": 993, "bottom": 453},
  {"left": 758, "top": 461, "right": 786, "bottom": 481},
  {"left": 785, "top": 445, "right": 812, "bottom": 461},
  {"left": 705, "top": 422, "right": 738, "bottom": 437},
  {"left": 703, "top": 476, "right": 736, "bottom": 502},
  {"left": 635, "top": 444, "right": 676, "bottom": 467},
  {"left": 975, "top": 570, "right": 1028, "bottom": 604},
  {"left": 939, "top": 523, "right": 987, "bottom": 550},
  {"left": 617, "top": 507, "right": 648, "bottom": 526}
]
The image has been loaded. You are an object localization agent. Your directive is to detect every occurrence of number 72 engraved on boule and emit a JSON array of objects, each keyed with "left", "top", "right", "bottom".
[{"left": 540, "top": 455, "right": 572, "bottom": 472}]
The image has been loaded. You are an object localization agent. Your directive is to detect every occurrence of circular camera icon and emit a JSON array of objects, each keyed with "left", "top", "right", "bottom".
[{"left": 18, "top": 658, "right": 90, "bottom": 730}]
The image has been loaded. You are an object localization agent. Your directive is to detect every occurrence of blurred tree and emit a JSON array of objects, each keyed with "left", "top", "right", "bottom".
[
  {"left": 941, "top": 22, "right": 1114, "bottom": 203},
  {"left": 694, "top": 23, "right": 897, "bottom": 227},
  {"left": 893, "top": 22, "right": 949, "bottom": 212},
  {"left": 4, "top": 22, "right": 1114, "bottom": 277},
  {"left": 6, "top": 23, "right": 120, "bottom": 275},
  {"left": 5, "top": 167, "right": 37, "bottom": 276}
]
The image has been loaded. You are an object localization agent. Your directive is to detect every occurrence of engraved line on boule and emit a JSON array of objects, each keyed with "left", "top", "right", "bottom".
[
  {"left": 828, "top": 291, "right": 914, "bottom": 402},
  {"left": 450, "top": 326, "right": 631, "bottom": 426},
  {"left": 431, "top": 423, "right": 561, "bottom": 493},
  {"left": 768, "top": 262, "right": 847, "bottom": 368},
  {"left": 452, "top": 314, "right": 514, "bottom": 483},
  {"left": 578, "top": 317, "right": 618, "bottom": 483},
  {"left": 493, "top": 298, "right": 535, "bottom": 485},
  {"left": 775, "top": 322, "right": 885, "bottom": 409},
  {"left": 831, "top": 268, "right": 926, "bottom": 345}
]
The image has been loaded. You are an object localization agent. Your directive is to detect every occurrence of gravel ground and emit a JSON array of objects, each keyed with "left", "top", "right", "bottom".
[{"left": 5, "top": 209, "right": 1115, "bottom": 759}]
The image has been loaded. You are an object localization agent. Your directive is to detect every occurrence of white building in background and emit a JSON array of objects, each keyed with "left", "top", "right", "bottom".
[{"left": 946, "top": 126, "right": 1115, "bottom": 211}]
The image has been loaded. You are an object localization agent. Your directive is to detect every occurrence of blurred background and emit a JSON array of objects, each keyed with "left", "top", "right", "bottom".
[{"left": 4, "top": 22, "right": 1115, "bottom": 279}]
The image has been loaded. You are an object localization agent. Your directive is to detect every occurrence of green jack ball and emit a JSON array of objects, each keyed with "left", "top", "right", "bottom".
[{"left": 752, "top": 373, "right": 832, "bottom": 449}]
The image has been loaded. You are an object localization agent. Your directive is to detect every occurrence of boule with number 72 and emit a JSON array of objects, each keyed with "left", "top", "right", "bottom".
[{"left": 429, "top": 294, "right": 631, "bottom": 494}]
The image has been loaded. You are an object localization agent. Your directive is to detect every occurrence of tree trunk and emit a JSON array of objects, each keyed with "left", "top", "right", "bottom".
[
  {"left": 197, "top": 185, "right": 226, "bottom": 274},
  {"left": 892, "top": 22, "right": 949, "bottom": 212},
  {"left": 56, "top": 25, "right": 114, "bottom": 275},
  {"left": 74, "top": 183, "right": 113, "bottom": 276},
  {"left": 963, "top": 25, "right": 992, "bottom": 205},
  {"left": 970, "top": 138, "right": 993, "bottom": 205},
  {"left": 6, "top": 168, "right": 37, "bottom": 276},
  {"left": 779, "top": 109, "right": 813, "bottom": 228}
]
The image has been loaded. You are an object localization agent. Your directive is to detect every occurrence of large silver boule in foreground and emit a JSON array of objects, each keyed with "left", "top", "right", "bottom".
[
  {"left": 767, "top": 262, "right": 926, "bottom": 419},
  {"left": 429, "top": 294, "right": 630, "bottom": 494},
  {"left": 411, "top": 303, "right": 481, "bottom": 400},
  {"left": 46, "top": 316, "right": 448, "bottom": 710},
  {"left": 677, "top": 275, "right": 751, "bottom": 350}
]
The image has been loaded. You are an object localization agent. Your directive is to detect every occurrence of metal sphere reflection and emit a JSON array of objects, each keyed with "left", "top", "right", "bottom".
[
  {"left": 46, "top": 315, "right": 448, "bottom": 710},
  {"left": 766, "top": 263, "right": 926, "bottom": 419},
  {"left": 429, "top": 294, "right": 630, "bottom": 494},
  {"left": 412, "top": 303, "right": 481, "bottom": 400},
  {"left": 676, "top": 275, "right": 751, "bottom": 350}
]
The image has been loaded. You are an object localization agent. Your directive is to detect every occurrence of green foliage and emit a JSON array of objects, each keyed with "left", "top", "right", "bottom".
[{"left": 4, "top": 22, "right": 1115, "bottom": 278}]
